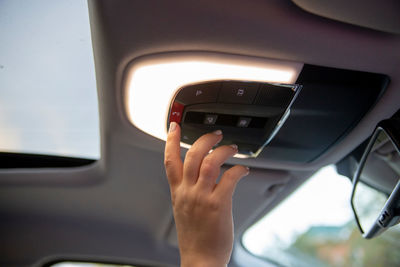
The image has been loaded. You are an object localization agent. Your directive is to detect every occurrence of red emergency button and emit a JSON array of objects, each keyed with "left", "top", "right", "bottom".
[{"left": 169, "top": 101, "right": 184, "bottom": 123}]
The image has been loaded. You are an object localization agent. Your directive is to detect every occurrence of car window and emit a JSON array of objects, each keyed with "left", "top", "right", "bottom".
[
  {"left": 0, "top": 0, "right": 99, "bottom": 159},
  {"left": 242, "top": 165, "right": 400, "bottom": 267}
]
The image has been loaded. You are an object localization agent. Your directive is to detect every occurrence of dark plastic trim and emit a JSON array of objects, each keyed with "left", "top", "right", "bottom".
[
  {"left": 0, "top": 152, "right": 96, "bottom": 169},
  {"left": 350, "top": 116, "right": 400, "bottom": 238},
  {"left": 261, "top": 63, "right": 390, "bottom": 163},
  {"left": 41, "top": 258, "right": 171, "bottom": 267}
]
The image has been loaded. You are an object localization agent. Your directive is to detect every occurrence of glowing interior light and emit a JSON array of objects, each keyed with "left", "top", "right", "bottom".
[{"left": 125, "top": 52, "right": 303, "bottom": 142}]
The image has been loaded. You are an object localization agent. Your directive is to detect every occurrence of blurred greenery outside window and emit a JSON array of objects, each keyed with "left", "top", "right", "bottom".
[{"left": 242, "top": 166, "right": 400, "bottom": 267}]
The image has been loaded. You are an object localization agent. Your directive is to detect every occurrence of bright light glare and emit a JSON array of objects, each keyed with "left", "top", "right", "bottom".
[
  {"left": 242, "top": 165, "right": 353, "bottom": 255},
  {"left": 125, "top": 53, "right": 303, "bottom": 141},
  {"left": 0, "top": 0, "right": 99, "bottom": 159}
]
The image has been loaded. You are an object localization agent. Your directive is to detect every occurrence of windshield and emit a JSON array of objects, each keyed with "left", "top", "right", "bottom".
[{"left": 242, "top": 166, "right": 400, "bottom": 266}]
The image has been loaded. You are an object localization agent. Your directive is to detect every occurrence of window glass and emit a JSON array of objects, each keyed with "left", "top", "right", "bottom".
[
  {"left": 0, "top": 0, "right": 99, "bottom": 159},
  {"left": 242, "top": 166, "right": 400, "bottom": 266}
]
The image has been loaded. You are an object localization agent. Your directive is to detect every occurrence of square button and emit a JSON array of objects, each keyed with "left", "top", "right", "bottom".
[
  {"left": 237, "top": 117, "right": 251, "bottom": 128},
  {"left": 204, "top": 114, "right": 218, "bottom": 125},
  {"left": 218, "top": 82, "right": 260, "bottom": 104},
  {"left": 175, "top": 82, "right": 221, "bottom": 105}
]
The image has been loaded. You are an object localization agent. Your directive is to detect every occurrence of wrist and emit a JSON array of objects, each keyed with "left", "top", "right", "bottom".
[
  {"left": 181, "top": 262, "right": 227, "bottom": 267},
  {"left": 180, "top": 256, "right": 227, "bottom": 267}
]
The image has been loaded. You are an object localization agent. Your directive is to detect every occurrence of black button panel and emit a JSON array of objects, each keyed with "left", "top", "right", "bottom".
[
  {"left": 184, "top": 112, "right": 267, "bottom": 129},
  {"left": 168, "top": 80, "right": 301, "bottom": 157},
  {"left": 218, "top": 81, "right": 260, "bottom": 104},
  {"left": 254, "top": 84, "right": 295, "bottom": 107},
  {"left": 175, "top": 82, "right": 221, "bottom": 105},
  {"left": 167, "top": 64, "right": 390, "bottom": 161}
]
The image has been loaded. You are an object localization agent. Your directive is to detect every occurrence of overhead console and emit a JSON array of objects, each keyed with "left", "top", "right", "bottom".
[
  {"left": 168, "top": 81, "right": 301, "bottom": 157},
  {"left": 124, "top": 52, "right": 389, "bottom": 163},
  {"left": 167, "top": 64, "right": 389, "bottom": 162}
]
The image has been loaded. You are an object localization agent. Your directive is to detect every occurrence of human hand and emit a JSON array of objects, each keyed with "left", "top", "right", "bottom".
[{"left": 164, "top": 122, "right": 249, "bottom": 267}]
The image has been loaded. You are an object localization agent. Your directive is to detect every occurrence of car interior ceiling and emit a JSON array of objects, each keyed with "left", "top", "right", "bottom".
[{"left": 1, "top": 0, "right": 400, "bottom": 267}]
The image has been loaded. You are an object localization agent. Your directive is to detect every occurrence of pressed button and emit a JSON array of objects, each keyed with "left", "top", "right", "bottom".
[
  {"left": 254, "top": 84, "right": 295, "bottom": 107},
  {"left": 169, "top": 101, "right": 184, "bottom": 123},
  {"left": 218, "top": 82, "right": 259, "bottom": 104},
  {"left": 175, "top": 82, "right": 221, "bottom": 105}
]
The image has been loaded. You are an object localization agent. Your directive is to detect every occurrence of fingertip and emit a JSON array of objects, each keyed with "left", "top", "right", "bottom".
[
  {"left": 229, "top": 144, "right": 238, "bottom": 151},
  {"left": 213, "top": 129, "right": 222, "bottom": 135},
  {"left": 168, "top": 122, "right": 179, "bottom": 134},
  {"left": 214, "top": 165, "right": 249, "bottom": 197},
  {"left": 212, "top": 130, "right": 223, "bottom": 145},
  {"left": 244, "top": 166, "right": 250, "bottom": 176},
  {"left": 167, "top": 122, "right": 181, "bottom": 144},
  {"left": 230, "top": 165, "right": 249, "bottom": 188},
  {"left": 168, "top": 122, "right": 177, "bottom": 133},
  {"left": 233, "top": 165, "right": 250, "bottom": 179}
]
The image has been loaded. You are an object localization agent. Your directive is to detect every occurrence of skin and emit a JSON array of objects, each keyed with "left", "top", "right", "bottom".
[{"left": 164, "top": 122, "right": 249, "bottom": 267}]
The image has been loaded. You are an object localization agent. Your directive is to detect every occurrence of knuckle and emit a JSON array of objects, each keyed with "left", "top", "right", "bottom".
[
  {"left": 201, "top": 160, "right": 216, "bottom": 177},
  {"left": 180, "top": 190, "right": 203, "bottom": 212},
  {"left": 223, "top": 168, "right": 236, "bottom": 179},
  {"left": 185, "top": 149, "right": 198, "bottom": 162},
  {"left": 164, "top": 157, "right": 174, "bottom": 168},
  {"left": 175, "top": 187, "right": 221, "bottom": 212},
  {"left": 202, "top": 156, "right": 215, "bottom": 167},
  {"left": 206, "top": 196, "right": 221, "bottom": 211},
  {"left": 181, "top": 188, "right": 197, "bottom": 203}
]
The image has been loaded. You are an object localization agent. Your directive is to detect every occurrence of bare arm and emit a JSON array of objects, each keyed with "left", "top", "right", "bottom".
[{"left": 164, "top": 122, "right": 249, "bottom": 267}]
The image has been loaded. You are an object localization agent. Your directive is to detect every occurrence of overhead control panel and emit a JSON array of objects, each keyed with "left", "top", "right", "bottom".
[
  {"left": 125, "top": 51, "right": 389, "bottom": 163},
  {"left": 167, "top": 81, "right": 302, "bottom": 157}
]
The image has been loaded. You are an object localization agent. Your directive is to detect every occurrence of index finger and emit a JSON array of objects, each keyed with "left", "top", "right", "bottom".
[{"left": 164, "top": 122, "right": 183, "bottom": 188}]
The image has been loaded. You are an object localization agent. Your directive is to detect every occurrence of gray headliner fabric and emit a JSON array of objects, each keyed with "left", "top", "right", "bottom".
[
  {"left": 0, "top": 0, "right": 399, "bottom": 266},
  {"left": 292, "top": 0, "right": 400, "bottom": 34}
]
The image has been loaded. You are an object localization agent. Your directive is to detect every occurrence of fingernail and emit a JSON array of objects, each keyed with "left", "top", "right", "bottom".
[
  {"left": 169, "top": 122, "right": 177, "bottom": 133},
  {"left": 245, "top": 167, "right": 250, "bottom": 176},
  {"left": 213, "top": 130, "right": 222, "bottom": 135},
  {"left": 230, "top": 144, "right": 238, "bottom": 151}
]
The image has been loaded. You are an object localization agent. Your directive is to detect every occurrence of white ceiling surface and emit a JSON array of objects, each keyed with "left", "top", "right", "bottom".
[
  {"left": 96, "top": 0, "right": 400, "bottom": 171},
  {"left": 0, "top": 0, "right": 399, "bottom": 266}
]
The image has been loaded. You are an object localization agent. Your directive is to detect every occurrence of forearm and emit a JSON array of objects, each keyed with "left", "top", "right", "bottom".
[
  {"left": 181, "top": 257, "right": 227, "bottom": 267},
  {"left": 180, "top": 246, "right": 229, "bottom": 267},
  {"left": 165, "top": 124, "right": 248, "bottom": 267}
]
